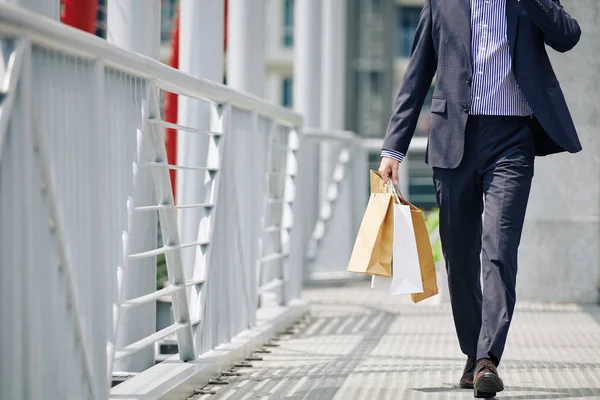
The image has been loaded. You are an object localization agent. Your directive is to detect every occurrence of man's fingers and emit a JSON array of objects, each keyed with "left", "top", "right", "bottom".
[
  {"left": 391, "top": 164, "right": 399, "bottom": 186},
  {"left": 379, "top": 165, "right": 391, "bottom": 183}
]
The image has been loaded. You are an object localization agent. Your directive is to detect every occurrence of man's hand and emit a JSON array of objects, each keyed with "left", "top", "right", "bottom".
[{"left": 378, "top": 157, "right": 400, "bottom": 185}]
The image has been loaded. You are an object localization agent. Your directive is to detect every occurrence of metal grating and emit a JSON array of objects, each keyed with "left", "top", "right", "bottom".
[{"left": 191, "top": 281, "right": 600, "bottom": 400}]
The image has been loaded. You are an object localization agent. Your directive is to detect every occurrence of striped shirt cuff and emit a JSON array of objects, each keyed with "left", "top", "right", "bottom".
[{"left": 381, "top": 149, "right": 405, "bottom": 163}]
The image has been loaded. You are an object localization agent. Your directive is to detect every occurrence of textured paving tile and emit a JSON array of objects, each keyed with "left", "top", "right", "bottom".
[{"left": 191, "top": 281, "right": 600, "bottom": 400}]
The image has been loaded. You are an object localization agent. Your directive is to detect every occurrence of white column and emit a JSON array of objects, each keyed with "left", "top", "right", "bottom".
[
  {"left": 107, "top": 0, "right": 161, "bottom": 373},
  {"left": 294, "top": 0, "right": 321, "bottom": 127},
  {"left": 320, "top": 0, "right": 347, "bottom": 197},
  {"left": 518, "top": 0, "right": 600, "bottom": 303},
  {"left": 177, "top": 0, "right": 224, "bottom": 328},
  {"left": 226, "top": 0, "right": 265, "bottom": 309},
  {"left": 227, "top": 0, "right": 266, "bottom": 96},
  {"left": 108, "top": 1, "right": 161, "bottom": 59},
  {"left": 291, "top": 0, "right": 322, "bottom": 282},
  {"left": 315, "top": 0, "right": 351, "bottom": 279},
  {"left": 320, "top": 0, "right": 346, "bottom": 128},
  {"left": 3, "top": 0, "right": 59, "bottom": 19}
]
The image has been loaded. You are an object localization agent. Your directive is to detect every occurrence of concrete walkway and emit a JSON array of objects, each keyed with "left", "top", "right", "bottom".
[{"left": 192, "top": 281, "right": 600, "bottom": 400}]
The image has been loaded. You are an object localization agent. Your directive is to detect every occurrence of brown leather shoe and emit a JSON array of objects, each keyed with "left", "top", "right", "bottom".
[
  {"left": 459, "top": 357, "right": 476, "bottom": 389},
  {"left": 473, "top": 358, "right": 504, "bottom": 398}
]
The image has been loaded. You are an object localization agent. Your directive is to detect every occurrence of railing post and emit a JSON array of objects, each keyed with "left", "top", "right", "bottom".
[
  {"left": 282, "top": 127, "right": 301, "bottom": 303},
  {"left": 244, "top": 111, "right": 260, "bottom": 322},
  {"left": 20, "top": 36, "right": 39, "bottom": 400},
  {"left": 107, "top": 0, "right": 161, "bottom": 372},
  {"left": 90, "top": 57, "right": 110, "bottom": 398}
]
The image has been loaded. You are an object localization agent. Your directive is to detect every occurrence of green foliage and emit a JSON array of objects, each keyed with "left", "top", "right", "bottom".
[
  {"left": 424, "top": 209, "right": 442, "bottom": 263},
  {"left": 156, "top": 253, "right": 168, "bottom": 291}
]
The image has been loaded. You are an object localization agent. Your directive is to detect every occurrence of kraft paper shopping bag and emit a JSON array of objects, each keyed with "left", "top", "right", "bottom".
[
  {"left": 371, "top": 198, "right": 424, "bottom": 294},
  {"left": 369, "top": 171, "right": 439, "bottom": 303},
  {"left": 346, "top": 190, "right": 394, "bottom": 277},
  {"left": 408, "top": 199, "right": 439, "bottom": 303}
]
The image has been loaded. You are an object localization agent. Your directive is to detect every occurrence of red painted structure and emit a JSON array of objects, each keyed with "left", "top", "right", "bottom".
[
  {"left": 60, "top": 0, "right": 98, "bottom": 34},
  {"left": 164, "top": 5, "right": 180, "bottom": 199}
]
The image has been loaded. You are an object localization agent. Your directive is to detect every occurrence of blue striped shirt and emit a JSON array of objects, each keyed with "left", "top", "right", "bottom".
[
  {"left": 470, "top": 0, "right": 531, "bottom": 115},
  {"left": 382, "top": 0, "right": 532, "bottom": 162}
]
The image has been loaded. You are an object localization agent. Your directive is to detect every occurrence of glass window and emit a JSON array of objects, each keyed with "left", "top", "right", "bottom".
[
  {"left": 96, "top": 0, "right": 107, "bottom": 38},
  {"left": 161, "top": 0, "right": 178, "bottom": 43},
  {"left": 282, "top": 78, "right": 293, "bottom": 108},
  {"left": 396, "top": 6, "right": 422, "bottom": 58},
  {"left": 283, "top": 0, "right": 294, "bottom": 47}
]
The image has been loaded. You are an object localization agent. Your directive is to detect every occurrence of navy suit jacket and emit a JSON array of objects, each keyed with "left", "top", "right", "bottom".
[{"left": 383, "top": 0, "right": 582, "bottom": 169}]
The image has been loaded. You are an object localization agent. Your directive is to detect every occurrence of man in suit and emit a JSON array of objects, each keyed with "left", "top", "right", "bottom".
[{"left": 378, "top": 0, "right": 581, "bottom": 397}]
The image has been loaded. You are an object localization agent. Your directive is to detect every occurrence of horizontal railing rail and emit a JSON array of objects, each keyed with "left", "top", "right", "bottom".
[
  {"left": 360, "top": 136, "right": 428, "bottom": 152},
  {"left": 0, "top": 4, "right": 301, "bottom": 127},
  {"left": 305, "top": 128, "right": 428, "bottom": 152}
]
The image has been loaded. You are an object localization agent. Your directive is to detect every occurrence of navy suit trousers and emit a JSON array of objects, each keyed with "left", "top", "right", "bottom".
[{"left": 433, "top": 115, "right": 535, "bottom": 365}]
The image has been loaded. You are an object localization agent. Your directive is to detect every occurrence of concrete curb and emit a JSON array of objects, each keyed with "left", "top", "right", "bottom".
[{"left": 110, "top": 299, "right": 310, "bottom": 400}]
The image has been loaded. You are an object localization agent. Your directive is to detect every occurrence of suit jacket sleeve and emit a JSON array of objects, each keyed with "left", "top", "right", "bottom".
[
  {"left": 522, "top": 0, "right": 581, "bottom": 52},
  {"left": 382, "top": 0, "right": 436, "bottom": 157}
]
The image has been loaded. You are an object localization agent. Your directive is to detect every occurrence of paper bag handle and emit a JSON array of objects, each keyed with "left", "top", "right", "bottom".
[
  {"left": 386, "top": 182, "right": 401, "bottom": 204},
  {"left": 371, "top": 169, "right": 409, "bottom": 204},
  {"left": 391, "top": 182, "right": 409, "bottom": 204}
]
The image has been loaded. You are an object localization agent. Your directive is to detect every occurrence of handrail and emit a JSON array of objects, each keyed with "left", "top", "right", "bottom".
[
  {"left": 0, "top": 3, "right": 302, "bottom": 127},
  {"left": 304, "top": 128, "right": 428, "bottom": 152},
  {"left": 303, "top": 128, "right": 361, "bottom": 143},
  {"left": 361, "top": 136, "right": 429, "bottom": 152}
]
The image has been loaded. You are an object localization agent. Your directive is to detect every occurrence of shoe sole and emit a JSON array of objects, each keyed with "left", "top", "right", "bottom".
[
  {"left": 474, "top": 389, "right": 496, "bottom": 398},
  {"left": 460, "top": 383, "right": 474, "bottom": 389},
  {"left": 474, "top": 374, "right": 504, "bottom": 397}
]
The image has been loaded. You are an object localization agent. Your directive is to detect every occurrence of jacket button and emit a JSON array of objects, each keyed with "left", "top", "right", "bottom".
[
  {"left": 466, "top": 77, "right": 472, "bottom": 86},
  {"left": 463, "top": 104, "right": 470, "bottom": 113}
]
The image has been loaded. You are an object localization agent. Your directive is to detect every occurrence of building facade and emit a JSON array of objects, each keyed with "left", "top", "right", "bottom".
[
  {"left": 265, "top": 0, "right": 429, "bottom": 109},
  {"left": 263, "top": 0, "right": 436, "bottom": 208}
]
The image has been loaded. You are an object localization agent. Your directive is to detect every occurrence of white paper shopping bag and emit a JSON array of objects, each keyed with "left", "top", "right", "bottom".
[{"left": 371, "top": 201, "right": 424, "bottom": 295}]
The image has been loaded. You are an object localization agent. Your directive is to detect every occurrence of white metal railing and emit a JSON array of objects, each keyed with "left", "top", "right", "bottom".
[
  {"left": 301, "top": 130, "right": 430, "bottom": 281},
  {"left": 303, "top": 128, "right": 368, "bottom": 281},
  {"left": 0, "top": 4, "right": 302, "bottom": 400},
  {"left": 0, "top": 4, "right": 440, "bottom": 400}
]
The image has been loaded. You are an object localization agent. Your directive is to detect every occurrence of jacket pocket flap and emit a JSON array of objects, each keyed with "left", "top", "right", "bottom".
[{"left": 431, "top": 98, "right": 447, "bottom": 113}]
